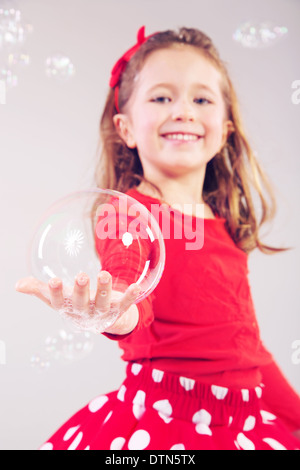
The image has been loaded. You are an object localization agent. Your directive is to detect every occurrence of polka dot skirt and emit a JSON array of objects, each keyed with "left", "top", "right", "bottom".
[{"left": 40, "top": 362, "right": 300, "bottom": 450}]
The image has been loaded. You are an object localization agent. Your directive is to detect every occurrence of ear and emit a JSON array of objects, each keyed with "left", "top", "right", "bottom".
[
  {"left": 113, "top": 114, "right": 137, "bottom": 148},
  {"left": 221, "top": 120, "right": 235, "bottom": 147}
]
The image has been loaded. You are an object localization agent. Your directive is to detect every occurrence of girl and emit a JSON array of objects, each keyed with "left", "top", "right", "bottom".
[{"left": 16, "top": 26, "right": 300, "bottom": 450}]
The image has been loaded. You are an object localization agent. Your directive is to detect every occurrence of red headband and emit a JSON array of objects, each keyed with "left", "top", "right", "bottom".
[{"left": 109, "top": 26, "right": 156, "bottom": 112}]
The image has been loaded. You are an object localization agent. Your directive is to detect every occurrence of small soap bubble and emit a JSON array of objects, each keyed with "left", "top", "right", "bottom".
[
  {"left": 44, "top": 329, "right": 94, "bottom": 364},
  {"left": 30, "top": 329, "right": 94, "bottom": 370},
  {"left": 0, "top": 7, "right": 32, "bottom": 48},
  {"left": 233, "top": 21, "right": 288, "bottom": 49},
  {"left": 7, "top": 50, "right": 30, "bottom": 67},
  {"left": 0, "top": 66, "right": 18, "bottom": 88},
  {"left": 30, "top": 353, "right": 51, "bottom": 372},
  {"left": 45, "top": 54, "right": 75, "bottom": 81}
]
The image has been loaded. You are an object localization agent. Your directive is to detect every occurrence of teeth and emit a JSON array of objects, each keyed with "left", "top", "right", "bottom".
[{"left": 164, "top": 133, "right": 199, "bottom": 141}]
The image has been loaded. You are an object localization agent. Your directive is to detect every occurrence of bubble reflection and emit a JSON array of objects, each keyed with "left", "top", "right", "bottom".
[
  {"left": 30, "top": 354, "right": 51, "bottom": 372},
  {"left": 7, "top": 50, "right": 30, "bottom": 67},
  {"left": 0, "top": 7, "right": 33, "bottom": 49},
  {"left": 45, "top": 54, "right": 75, "bottom": 81},
  {"left": 233, "top": 21, "right": 288, "bottom": 49},
  {"left": 0, "top": 67, "right": 18, "bottom": 88},
  {"left": 30, "top": 329, "right": 94, "bottom": 371}
]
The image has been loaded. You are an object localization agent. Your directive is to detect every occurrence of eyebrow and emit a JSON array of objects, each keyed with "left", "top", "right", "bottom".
[{"left": 147, "top": 82, "right": 217, "bottom": 96}]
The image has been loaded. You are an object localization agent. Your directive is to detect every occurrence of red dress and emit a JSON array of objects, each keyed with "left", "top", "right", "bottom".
[{"left": 40, "top": 188, "right": 300, "bottom": 450}]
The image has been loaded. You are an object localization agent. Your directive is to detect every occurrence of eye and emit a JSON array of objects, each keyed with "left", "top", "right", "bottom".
[
  {"left": 194, "top": 97, "right": 211, "bottom": 105},
  {"left": 150, "top": 96, "right": 171, "bottom": 103}
]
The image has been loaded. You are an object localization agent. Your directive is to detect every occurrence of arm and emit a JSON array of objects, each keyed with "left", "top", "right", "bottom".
[
  {"left": 95, "top": 206, "right": 155, "bottom": 337},
  {"left": 103, "top": 292, "right": 154, "bottom": 338}
]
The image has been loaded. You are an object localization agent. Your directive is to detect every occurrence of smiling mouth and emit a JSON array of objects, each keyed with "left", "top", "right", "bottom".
[{"left": 161, "top": 133, "right": 203, "bottom": 142}]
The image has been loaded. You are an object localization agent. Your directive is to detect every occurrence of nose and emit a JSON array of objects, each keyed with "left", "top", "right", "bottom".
[{"left": 171, "top": 98, "right": 195, "bottom": 122}]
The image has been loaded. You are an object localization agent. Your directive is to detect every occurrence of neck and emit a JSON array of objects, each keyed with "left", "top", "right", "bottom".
[
  {"left": 136, "top": 171, "right": 216, "bottom": 219},
  {"left": 137, "top": 173, "right": 206, "bottom": 206}
]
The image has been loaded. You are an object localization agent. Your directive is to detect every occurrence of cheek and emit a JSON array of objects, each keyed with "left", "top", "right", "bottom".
[
  {"left": 136, "top": 116, "right": 159, "bottom": 143},
  {"left": 202, "top": 109, "right": 226, "bottom": 139}
]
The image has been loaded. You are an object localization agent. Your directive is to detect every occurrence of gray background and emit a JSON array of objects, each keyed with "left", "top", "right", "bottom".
[{"left": 0, "top": 0, "right": 299, "bottom": 450}]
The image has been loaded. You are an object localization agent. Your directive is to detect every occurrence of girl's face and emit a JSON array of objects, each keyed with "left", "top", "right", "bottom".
[{"left": 114, "top": 45, "right": 233, "bottom": 181}]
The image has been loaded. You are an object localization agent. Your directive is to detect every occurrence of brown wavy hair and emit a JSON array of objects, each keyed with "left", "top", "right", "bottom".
[{"left": 93, "top": 26, "right": 291, "bottom": 255}]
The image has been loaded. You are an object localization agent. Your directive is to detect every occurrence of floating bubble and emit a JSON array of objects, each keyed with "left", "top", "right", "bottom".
[
  {"left": 30, "top": 353, "right": 51, "bottom": 371},
  {"left": 44, "top": 329, "right": 94, "bottom": 364},
  {"left": 30, "top": 329, "right": 94, "bottom": 370},
  {"left": 0, "top": 66, "right": 17, "bottom": 88},
  {"left": 28, "top": 189, "right": 165, "bottom": 309},
  {"left": 7, "top": 50, "right": 30, "bottom": 67},
  {"left": 45, "top": 53, "right": 75, "bottom": 80},
  {"left": 233, "top": 21, "right": 288, "bottom": 49},
  {"left": 0, "top": 7, "right": 32, "bottom": 49}
]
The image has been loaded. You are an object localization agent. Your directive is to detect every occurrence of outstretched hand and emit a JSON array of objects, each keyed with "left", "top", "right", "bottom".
[{"left": 15, "top": 271, "right": 141, "bottom": 335}]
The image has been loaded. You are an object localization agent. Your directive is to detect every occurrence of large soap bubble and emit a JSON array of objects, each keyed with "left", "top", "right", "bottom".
[{"left": 28, "top": 189, "right": 165, "bottom": 307}]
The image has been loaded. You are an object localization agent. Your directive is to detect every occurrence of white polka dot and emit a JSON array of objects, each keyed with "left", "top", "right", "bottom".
[
  {"left": 131, "top": 363, "right": 143, "bottom": 375},
  {"left": 192, "top": 409, "right": 212, "bottom": 426},
  {"left": 211, "top": 385, "right": 228, "bottom": 400},
  {"left": 128, "top": 430, "right": 151, "bottom": 450},
  {"left": 39, "top": 442, "right": 53, "bottom": 450},
  {"left": 228, "top": 416, "right": 233, "bottom": 426},
  {"left": 84, "top": 446, "right": 90, "bottom": 450},
  {"left": 104, "top": 410, "right": 113, "bottom": 424},
  {"left": 152, "top": 369, "right": 164, "bottom": 383},
  {"left": 243, "top": 415, "right": 256, "bottom": 432},
  {"left": 195, "top": 423, "right": 212, "bottom": 436},
  {"left": 236, "top": 433, "right": 255, "bottom": 450},
  {"left": 262, "top": 438, "right": 287, "bottom": 450},
  {"left": 133, "top": 390, "right": 146, "bottom": 406},
  {"left": 255, "top": 386, "right": 262, "bottom": 398},
  {"left": 160, "top": 414, "right": 173, "bottom": 424},
  {"left": 68, "top": 431, "right": 83, "bottom": 450},
  {"left": 63, "top": 425, "right": 80, "bottom": 441},
  {"left": 234, "top": 440, "right": 241, "bottom": 450},
  {"left": 117, "top": 385, "right": 126, "bottom": 402},
  {"left": 153, "top": 399, "right": 172, "bottom": 418},
  {"left": 192, "top": 409, "right": 212, "bottom": 436},
  {"left": 110, "top": 437, "right": 126, "bottom": 450},
  {"left": 88, "top": 395, "right": 108, "bottom": 413},
  {"left": 133, "top": 405, "right": 146, "bottom": 420},
  {"left": 241, "top": 389, "right": 249, "bottom": 402},
  {"left": 260, "top": 410, "right": 277, "bottom": 425},
  {"left": 133, "top": 390, "right": 146, "bottom": 420},
  {"left": 170, "top": 443, "right": 185, "bottom": 450},
  {"left": 179, "top": 376, "right": 195, "bottom": 391}
]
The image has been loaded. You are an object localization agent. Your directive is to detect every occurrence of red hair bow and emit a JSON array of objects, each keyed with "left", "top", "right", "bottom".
[{"left": 109, "top": 26, "right": 155, "bottom": 111}]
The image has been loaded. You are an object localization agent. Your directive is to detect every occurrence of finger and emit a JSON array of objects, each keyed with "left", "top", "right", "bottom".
[
  {"left": 72, "top": 272, "right": 90, "bottom": 312},
  {"left": 94, "top": 271, "right": 112, "bottom": 313},
  {"left": 117, "top": 283, "right": 141, "bottom": 314},
  {"left": 48, "top": 278, "right": 64, "bottom": 310},
  {"left": 15, "top": 276, "right": 52, "bottom": 307}
]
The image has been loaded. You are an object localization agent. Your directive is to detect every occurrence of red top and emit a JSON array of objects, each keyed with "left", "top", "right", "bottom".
[{"left": 101, "top": 188, "right": 300, "bottom": 431}]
